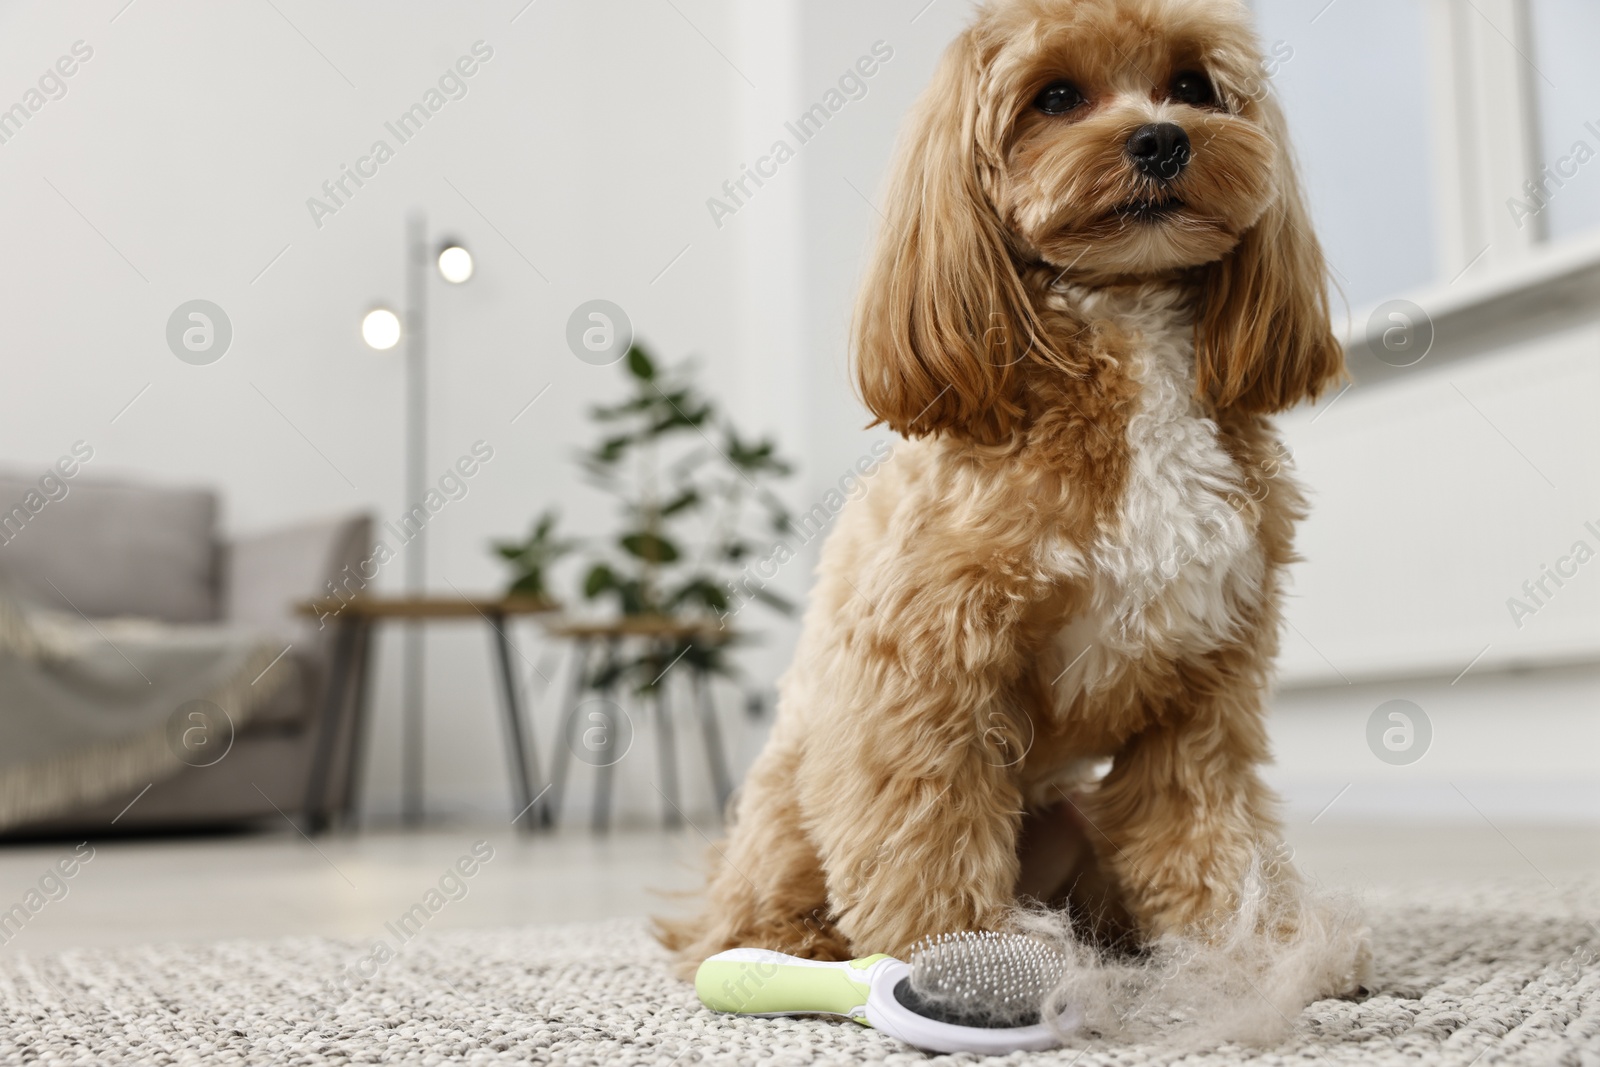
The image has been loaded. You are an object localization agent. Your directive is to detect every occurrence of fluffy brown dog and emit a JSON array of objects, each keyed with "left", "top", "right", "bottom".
[{"left": 662, "top": 0, "right": 1366, "bottom": 994}]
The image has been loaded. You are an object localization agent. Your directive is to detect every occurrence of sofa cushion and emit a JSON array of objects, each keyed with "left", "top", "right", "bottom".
[{"left": 0, "top": 468, "right": 219, "bottom": 622}]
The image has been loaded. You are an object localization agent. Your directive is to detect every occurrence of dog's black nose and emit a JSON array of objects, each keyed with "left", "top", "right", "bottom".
[{"left": 1126, "top": 122, "right": 1191, "bottom": 180}]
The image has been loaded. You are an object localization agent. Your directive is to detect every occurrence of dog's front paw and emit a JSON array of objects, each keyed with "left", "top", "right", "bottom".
[
  {"left": 1296, "top": 900, "right": 1373, "bottom": 1001},
  {"left": 1334, "top": 927, "right": 1375, "bottom": 999}
]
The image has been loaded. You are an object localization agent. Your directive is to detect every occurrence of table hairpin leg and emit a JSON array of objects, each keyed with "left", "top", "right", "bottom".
[
  {"left": 488, "top": 611, "right": 542, "bottom": 834},
  {"left": 692, "top": 665, "right": 734, "bottom": 818},
  {"left": 544, "top": 628, "right": 734, "bottom": 832},
  {"left": 652, "top": 637, "right": 683, "bottom": 829},
  {"left": 336, "top": 620, "right": 377, "bottom": 826},
  {"left": 303, "top": 616, "right": 361, "bottom": 834},
  {"left": 592, "top": 636, "right": 622, "bottom": 833},
  {"left": 544, "top": 635, "right": 591, "bottom": 827}
]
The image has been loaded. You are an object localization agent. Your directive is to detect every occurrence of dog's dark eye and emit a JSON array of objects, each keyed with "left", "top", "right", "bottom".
[
  {"left": 1170, "top": 70, "right": 1215, "bottom": 106},
  {"left": 1032, "top": 80, "right": 1084, "bottom": 115}
]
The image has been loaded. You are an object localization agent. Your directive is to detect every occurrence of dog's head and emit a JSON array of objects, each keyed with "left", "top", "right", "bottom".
[{"left": 855, "top": 0, "right": 1343, "bottom": 441}]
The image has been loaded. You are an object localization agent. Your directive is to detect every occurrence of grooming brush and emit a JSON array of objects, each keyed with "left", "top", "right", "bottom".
[{"left": 695, "top": 931, "right": 1078, "bottom": 1055}]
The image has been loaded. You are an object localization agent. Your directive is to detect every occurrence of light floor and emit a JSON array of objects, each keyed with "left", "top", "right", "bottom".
[{"left": 0, "top": 819, "right": 1595, "bottom": 954}]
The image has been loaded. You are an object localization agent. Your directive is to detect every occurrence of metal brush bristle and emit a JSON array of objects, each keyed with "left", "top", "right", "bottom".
[{"left": 902, "top": 931, "right": 1067, "bottom": 1029}]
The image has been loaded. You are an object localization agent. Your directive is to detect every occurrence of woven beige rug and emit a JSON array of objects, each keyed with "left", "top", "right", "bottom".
[{"left": 0, "top": 880, "right": 1595, "bottom": 1064}]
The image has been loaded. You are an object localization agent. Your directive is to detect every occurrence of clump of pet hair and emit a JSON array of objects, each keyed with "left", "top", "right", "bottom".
[{"left": 1007, "top": 849, "right": 1371, "bottom": 1049}]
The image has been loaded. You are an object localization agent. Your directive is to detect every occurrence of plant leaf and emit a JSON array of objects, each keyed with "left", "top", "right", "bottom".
[
  {"left": 593, "top": 434, "right": 633, "bottom": 463},
  {"left": 591, "top": 394, "right": 657, "bottom": 420},
  {"left": 583, "top": 563, "right": 617, "bottom": 599},
  {"left": 751, "top": 587, "right": 796, "bottom": 615},
  {"left": 626, "top": 345, "right": 656, "bottom": 381},
  {"left": 508, "top": 573, "right": 544, "bottom": 597},
  {"left": 666, "top": 577, "right": 730, "bottom": 613},
  {"left": 620, "top": 532, "right": 680, "bottom": 563},
  {"left": 659, "top": 489, "right": 700, "bottom": 517}
]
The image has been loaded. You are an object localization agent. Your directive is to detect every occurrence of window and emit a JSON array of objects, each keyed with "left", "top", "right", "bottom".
[
  {"left": 1525, "top": 0, "right": 1600, "bottom": 243},
  {"left": 1252, "top": 0, "right": 1438, "bottom": 308}
]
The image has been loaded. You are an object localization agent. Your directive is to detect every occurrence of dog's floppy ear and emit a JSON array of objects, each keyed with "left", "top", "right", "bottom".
[
  {"left": 1194, "top": 94, "right": 1346, "bottom": 414},
  {"left": 853, "top": 31, "right": 1044, "bottom": 442}
]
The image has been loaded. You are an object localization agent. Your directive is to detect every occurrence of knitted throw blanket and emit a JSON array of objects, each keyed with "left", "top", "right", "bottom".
[{"left": 0, "top": 591, "right": 289, "bottom": 830}]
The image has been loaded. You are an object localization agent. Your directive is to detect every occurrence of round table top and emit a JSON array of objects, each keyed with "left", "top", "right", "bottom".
[
  {"left": 539, "top": 615, "right": 734, "bottom": 640},
  {"left": 292, "top": 600, "right": 736, "bottom": 641},
  {"left": 295, "top": 595, "right": 560, "bottom": 620}
]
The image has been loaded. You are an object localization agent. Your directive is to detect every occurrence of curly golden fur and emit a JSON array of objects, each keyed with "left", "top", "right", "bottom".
[{"left": 660, "top": 0, "right": 1366, "bottom": 998}]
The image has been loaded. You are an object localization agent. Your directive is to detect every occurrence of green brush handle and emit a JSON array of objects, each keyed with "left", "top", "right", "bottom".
[{"left": 695, "top": 948, "right": 894, "bottom": 1022}]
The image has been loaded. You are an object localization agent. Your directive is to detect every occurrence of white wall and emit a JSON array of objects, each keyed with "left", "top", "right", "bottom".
[
  {"left": 1273, "top": 353, "right": 1600, "bottom": 822},
  {"left": 1267, "top": 664, "right": 1600, "bottom": 825}
]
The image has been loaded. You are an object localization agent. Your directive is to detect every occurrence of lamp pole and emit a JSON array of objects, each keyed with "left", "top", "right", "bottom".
[
  {"left": 402, "top": 212, "right": 428, "bottom": 827},
  {"left": 360, "top": 218, "right": 471, "bottom": 828}
]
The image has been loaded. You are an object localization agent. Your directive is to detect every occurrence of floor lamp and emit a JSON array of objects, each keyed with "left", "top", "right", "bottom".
[{"left": 360, "top": 213, "right": 474, "bottom": 825}]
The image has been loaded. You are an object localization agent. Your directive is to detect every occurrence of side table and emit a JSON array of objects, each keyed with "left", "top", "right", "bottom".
[
  {"left": 295, "top": 595, "right": 558, "bottom": 833},
  {"left": 541, "top": 616, "right": 737, "bottom": 832}
]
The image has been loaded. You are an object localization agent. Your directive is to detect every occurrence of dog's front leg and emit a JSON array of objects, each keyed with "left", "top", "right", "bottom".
[
  {"left": 1075, "top": 677, "right": 1285, "bottom": 939},
  {"left": 794, "top": 565, "right": 1045, "bottom": 961},
  {"left": 803, "top": 717, "right": 1025, "bottom": 960},
  {"left": 1077, "top": 671, "right": 1372, "bottom": 995}
]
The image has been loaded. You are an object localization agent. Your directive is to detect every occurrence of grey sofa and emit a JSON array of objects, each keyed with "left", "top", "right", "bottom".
[{"left": 0, "top": 466, "right": 372, "bottom": 834}]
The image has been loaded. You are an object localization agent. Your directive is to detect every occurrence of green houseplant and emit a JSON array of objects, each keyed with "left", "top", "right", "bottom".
[
  {"left": 491, "top": 510, "right": 573, "bottom": 602},
  {"left": 495, "top": 343, "right": 796, "bottom": 692}
]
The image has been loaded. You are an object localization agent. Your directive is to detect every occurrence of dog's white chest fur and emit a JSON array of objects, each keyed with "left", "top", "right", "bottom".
[{"left": 1051, "top": 286, "right": 1265, "bottom": 693}]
